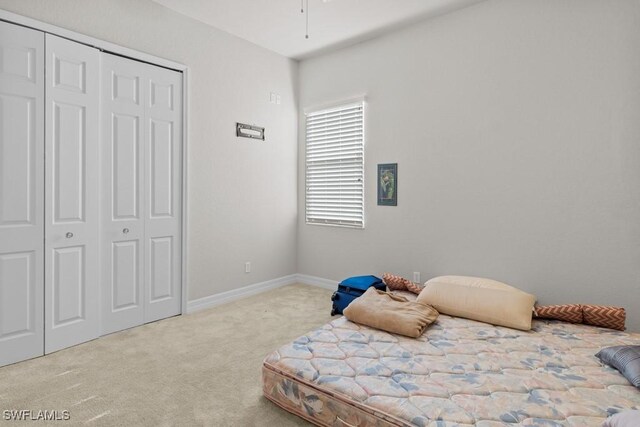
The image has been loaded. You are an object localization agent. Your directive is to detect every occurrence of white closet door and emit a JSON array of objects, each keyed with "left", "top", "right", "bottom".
[
  {"left": 100, "top": 55, "right": 182, "bottom": 333},
  {"left": 144, "top": 65, "right": 182, "bottom": 323},
  {"left": 100, "top": 54, "right": 145, "bottom": 334},
  {"left": 0, "top": 22, "right": 45, "bottom": 366},
  {"left": 44, "top": 34, "right": 100, "bottom": 353}
]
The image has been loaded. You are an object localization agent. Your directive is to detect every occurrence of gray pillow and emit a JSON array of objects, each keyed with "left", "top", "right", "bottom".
[
  {"left": 595, "top": 345, "right": 640, "bottom": 388},
  {"left": 602, "top": 410, "right": 640, "bottom": 427}
]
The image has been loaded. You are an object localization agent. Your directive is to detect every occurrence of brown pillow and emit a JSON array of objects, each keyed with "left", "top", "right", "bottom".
[
  {"left": 534, "top": 304, "right": 583, "bottom": 323},
  {"left": 582, "top": 305, "right": 626, "bottom": 331}
]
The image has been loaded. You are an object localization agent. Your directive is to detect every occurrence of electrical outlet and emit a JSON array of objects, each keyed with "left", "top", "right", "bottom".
[
  {"left": 413, "top": 272, "right": 420, "bottom": 283},
  {"left": 245, "top": 262, "right": 251, "bottom": 273}
]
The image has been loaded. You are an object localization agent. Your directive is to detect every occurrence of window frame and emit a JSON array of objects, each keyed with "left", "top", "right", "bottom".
[{"left": 304, "top": 99, "right": 366, "bottom": 229}]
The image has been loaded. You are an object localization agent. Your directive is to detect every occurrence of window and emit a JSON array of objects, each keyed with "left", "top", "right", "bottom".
[{"left": 305, "top": 101, "right": 364, "bottom": 228}]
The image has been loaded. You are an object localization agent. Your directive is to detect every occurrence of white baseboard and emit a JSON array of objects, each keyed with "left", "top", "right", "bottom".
[
  {"left": 295, "top": 274, "right": 337, "bottom": 290},
  {"left": 185, "top": 274, "right": 337, "bottom": 314},
  {"left": 186, "top": 274, "right": 298, "bottom": 313}
]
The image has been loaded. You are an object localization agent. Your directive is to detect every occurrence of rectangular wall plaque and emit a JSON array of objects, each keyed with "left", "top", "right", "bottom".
[{"left": 236, "top": 123, "right": 265, "bottom": 141}]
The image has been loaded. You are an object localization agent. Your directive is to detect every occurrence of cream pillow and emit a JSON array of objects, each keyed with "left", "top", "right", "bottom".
[
  {"left": 416, "top": 276, "right": 536, "bottom": 331},
  {"left": 425, "top": 275, "right": 515, "bottom": 291}
]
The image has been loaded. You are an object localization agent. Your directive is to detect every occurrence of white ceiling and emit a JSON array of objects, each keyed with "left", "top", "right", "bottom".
[{"left": 152, "top": 0, "right": 485, "bottom": 59}]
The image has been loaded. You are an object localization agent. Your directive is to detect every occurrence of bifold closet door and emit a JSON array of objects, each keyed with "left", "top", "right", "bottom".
[
  {"left": 44, "top": 34, "right": 100, "bottom": 353},
  {"left": 101, "top": 54, "right": 145, "bottom": 334},
  {"left": 101, "top": 53, "right": 182, "bottom": 334},
  {"left": 0, "top": 22, "right": 45, "bottom": 366},
  {"left": 144, "top": 64, "right": 182, "bottom": 324}
]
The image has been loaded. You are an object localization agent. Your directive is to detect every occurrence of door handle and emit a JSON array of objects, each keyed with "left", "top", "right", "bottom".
[
  {"left": 123, "top": 228, "right": 130, "bottom": 234},
  {"left": 65, "top": 232, "right": 73, "bottom": 238}
]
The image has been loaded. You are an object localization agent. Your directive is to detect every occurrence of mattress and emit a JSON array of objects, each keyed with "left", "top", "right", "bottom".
[{"left": 262, "top": 303, "right": 640, "bottom": 426}]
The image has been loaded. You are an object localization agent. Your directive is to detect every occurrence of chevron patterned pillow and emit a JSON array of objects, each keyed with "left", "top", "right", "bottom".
[
  {"left": 582, "top": 305, "right": 626, "bottom": 331},
  {"left": 534, "top": 304, "right": 583, "bottom": 323},
  {"left": 382, "top": 273, "right": 423, "bottom": 295},
  {"left": 405, "top": 281, "right": 425, "bottom": 295},
  {"left": 534, "top": 304, "right": 626, "bottom": 330},
  {"left": 382, "top": 273, "right": 408, "bottom": 291}
]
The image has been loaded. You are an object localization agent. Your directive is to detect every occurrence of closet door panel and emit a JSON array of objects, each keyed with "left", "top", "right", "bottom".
[
  {"left": 113, "top": 114, "right": 139, "bottom": 219},
  {"left": 149, "top": 119, "right": 174, "bottom": 218},
  {"left": 0, "top": 252, "right": 36, "bottom": 333},
  {"left": 52, "top": 246, "right": 85, "bottom": 324},
  {"left": 52, "top": 102, "right": 86, "bottom": 221},
  {"left": 45, "top": 34, "right": 100, "bottom": 353},
  {"left": 1, "top": 95, "right": 36, "bottom": 226},
  {"left": 149, "top": 236, "right": 172, "bottom": 300},
  {"left": 144, "top": 66, "right": 182, "bottom": 323},
  {"left": 0, "top": 22, "right": 44, "bottom": 366},
  {"left": 100, "top": 54, "right": 145, "bottom": 334}
]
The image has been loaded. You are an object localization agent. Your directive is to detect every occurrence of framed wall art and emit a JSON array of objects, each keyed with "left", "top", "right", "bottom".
[{"left": 377, "top": 163, "right": 397, "bottom": 206}]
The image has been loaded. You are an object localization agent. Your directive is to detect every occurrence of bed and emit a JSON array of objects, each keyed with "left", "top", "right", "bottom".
[{"left": 262, "top": 294, "right": 640, "bottom": 426}]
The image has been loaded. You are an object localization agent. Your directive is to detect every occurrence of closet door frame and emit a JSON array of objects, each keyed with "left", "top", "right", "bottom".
[{"left": 0, "top": 9, "right": 190, "bottom": 317}]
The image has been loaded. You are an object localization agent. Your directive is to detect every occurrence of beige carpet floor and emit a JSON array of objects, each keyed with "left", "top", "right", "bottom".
[{"left": 0, "top": 284, "right": 333, "bottom": 426}]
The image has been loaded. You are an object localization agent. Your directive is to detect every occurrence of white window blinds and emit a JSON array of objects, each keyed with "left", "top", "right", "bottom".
[{"left": 305, "top": 102, "right": 364, "bottom": 228}]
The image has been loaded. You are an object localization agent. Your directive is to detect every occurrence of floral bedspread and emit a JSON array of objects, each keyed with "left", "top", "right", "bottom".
[{"left": 263, "top": 312, "right": 640, "bottom": 426}]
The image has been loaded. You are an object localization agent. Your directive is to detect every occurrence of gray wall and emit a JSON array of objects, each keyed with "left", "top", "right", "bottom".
[
  {"left": 298, "top": 0, "right": 640, "bottom": 331},
  {"left": 0, "top": 0, "right": 299, "bottom": 301},
  {"left": 3, "top": 0, "right": 639, "bottom": 331}
]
